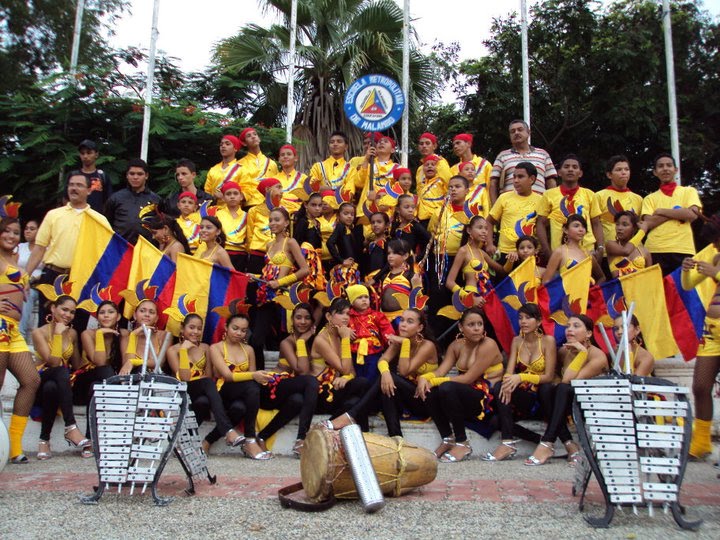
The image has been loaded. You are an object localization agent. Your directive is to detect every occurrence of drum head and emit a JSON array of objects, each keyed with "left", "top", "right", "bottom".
[
  {"left": 0, "top": 418, "right": 9, "bottom": 472},
  {"left": 300, "top": 426, "right": 336, "bottom": 502}
]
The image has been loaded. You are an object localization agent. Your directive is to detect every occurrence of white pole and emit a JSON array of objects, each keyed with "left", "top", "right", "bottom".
[
  {"left": 401, "top": 0, "right": 410, "bottom": 167},
  {"left": 520, "top": 0, "right": 531, "bottom": 130},
  {"left": 286, "top": 0, "right": 298, "bottom": 143},
  {"left": 69, "top": 0, "right": 86, "bottom": 83},
  {"left": 141, "top": 0, "right": 161, "bottom": 162},
  {"left": 662, "top": 0, "right": 681, "bottom": 182}
]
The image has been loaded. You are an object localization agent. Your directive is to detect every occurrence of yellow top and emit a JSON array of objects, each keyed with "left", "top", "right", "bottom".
[
  {"left": 594, "top": 188, "right": 643, "bottom": 242},
  {"left": 176, "top": 213, "right": 201, "bottom": 253},
  {"left": 204, "top": 159, "right": 242, "bottom": 204},
  {"left": 449, "top": 155, "right": 492, "bottom": 187},
  {"left": 537, "top": 186, "right": 601, "bottom": 251},
  {"left": 641, "top": 186, "right": 702, "bottom": 254},
  {"left": 517, "top": 336, "right": 545, "bottom": 375},
  {"left": 215, "top": 207, "right": 248, "bottom": 253},
  {"left": 245, "top": 205, "right": 272, "bottom": 253},
  {"left": 309, "top": 157, "right": 356, "bottom": 192},
  {"left": 488, "top": 191, "right": 543, "bottom": 253},
  {"left": 237, "top": 151, "right": 279, "bottom": 207}
]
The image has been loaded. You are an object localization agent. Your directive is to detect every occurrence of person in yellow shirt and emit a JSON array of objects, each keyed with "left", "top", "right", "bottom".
[
  {"left": 175, "top": 191, "right": 201, "bottom": 254},
  {"left": 216, "top": 181, "right": 248, "bottom": 271},
  {"left": 204, "top": 135, "right": 242, "bottom": 206},
  {"left": 486, "top": 161, "right": 543, "bottom": 262},
  {"left": 594, "top": 155, "right": 643, "bottom": 243},
  {"left": 449, "top": 133, "right": 491, "bottom": 188},
  {"left": 318, "top": 190, "right": 339, "bottom": 265},
  {"left": 536, "top": 154, "right": 603, "bottom": 261},
  {"left": 415, "top": 132, "right": 451, "bottom": 190},
  {"left": 237, "top": 126, "right": 279, "bottom": 209},
  {"left": 355, "top": 134, "right": 399, "bottom": 217},
  {"left": 416, "top": 154, "right": 449, "bottom": 228},
  {"left": 308, "top": 131, "right": 356, "bottom": 192},
  {"left": 245, "top": 178, "right": 282, "bottom": 276},
  {"left": 641, "top": 153, "right": 702, "bottom": 276},
  {"left": 276, "top": 144, "right": 305, "bottom": 214},
  {"left": 348, "top": 132, "right": 375, "bottom": 192}
]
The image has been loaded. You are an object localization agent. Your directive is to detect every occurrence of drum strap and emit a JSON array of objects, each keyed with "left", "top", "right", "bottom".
[{"left": 278, "top": 482, "right": 336, "bottom": 512}]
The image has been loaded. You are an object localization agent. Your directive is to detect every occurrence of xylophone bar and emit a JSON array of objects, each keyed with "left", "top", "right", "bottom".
[
  {"left": 636, "top": 424, "right": 682, "bottom": 434},
  {"left": 631, "top": 384, "right": 689, "bottom": 394},
  {"left": 585, "top": 418, "right": 634, "bottom": 427},
  {"left": 589, "top": 426, "right": 635, "bottom": 435}
]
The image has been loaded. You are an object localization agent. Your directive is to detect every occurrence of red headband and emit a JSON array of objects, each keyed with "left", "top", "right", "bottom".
[
  {"left": 279, "top": 144, "right": 297, "bottom": 156},
  {"left": 424, "top": 154, "right": 441, "bottom": 163},
  {"left": 220, "top": 181, "right": 241, "bottom": 194},
  {"left": 454, "top": 133, "right": 473, "bottom": 144},
  {"left": 178, "top": 191, "right": 197, "bottom": 202},
  {"left": 419, "top": 132, "right": 437, "bottom": 145},
  {"left": 239, "top": 127, "right": 257, "bottom": 146},
  {"left": 379, "top": 136, "right": 396, "bottom": 149},
  {"left": 392, "top": 167, "right": 411, "bottom": 180},
  {"left": 257, "top": 177, "right": 281, "bottom": 196},
  {"left": 459, "top": 161, "right": 474, "bottom": 172},
  {"left": 222, "top": 135, "right": 241, "bottom": 151},
  {"left": 364, "top": 131, "right": 382, "bottom": 143}
]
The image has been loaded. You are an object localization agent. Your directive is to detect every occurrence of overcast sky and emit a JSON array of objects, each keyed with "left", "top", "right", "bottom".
[{"left": 110, "top": 0, "right": 720, "bottom": 74}]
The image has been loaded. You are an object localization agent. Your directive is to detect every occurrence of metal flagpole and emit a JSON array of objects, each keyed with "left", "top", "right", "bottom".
[
  {"left": 140, "top": 0, "right": 161, "bottom": 162},
  {"left": 69, "top": 0, "right": 86, "bottom": 84},
  {"left": 520, "top": 0, "right": 531, "bottom": 131},
  {"left": 401, "top": 0, "right": 410, "bottom": 167},
  {"left": 286, "top": 0, "right": 298, "bottom": 144},
  {"left": 662, "top": 0, "right": 681, "bottom": 182}
]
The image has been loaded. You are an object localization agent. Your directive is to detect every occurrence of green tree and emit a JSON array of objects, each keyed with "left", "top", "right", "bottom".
[{"left": 213, "top": 0, "right": 435, "bottom": 167}]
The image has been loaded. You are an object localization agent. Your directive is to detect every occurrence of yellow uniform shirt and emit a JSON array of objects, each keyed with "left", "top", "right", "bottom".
[
  {"left": 216, "top": 207, "right": 248, "bottom": 254},
  {"left": 416, "top": 157, "right": 451, "bottom": 221},
  {"left": 245, "top": 205, "right": 272, "bottom": 253},
  {"left": 356, "top": 160, "right": 398, "bottom": 217},
  {"left": 176, "top": 212, "right": 201, "bottom": 253},
  {"left": 317, "top": 214, "right": 337, "bottom": 261},
  {"left": 594, "top": 188, "right": 643, "bottom": 242},
  {"left": 349, "top": 156, "right": 367, "bottom": 191},
  {"left": 276, "top": 169, "right": 305, "bottom": 214},
  {"left": 537, "top": 186, "right": 600, "bottom": 251},
  {"left": 204, "top": 160, "right": 242, "bottom": 202},
  {"left": 450, "top": 155, "right": 492, "bottom": 187},
  {"left": 415, "top": 155, "right": 451, "bottom": 190},
  {"left": 35, "top": 204, "right": 111, "bottom": 268},
  {"left": 237, "top": 151, "right": 279, "bottom": 208},
  {"left": 489, "top": 191, "right": 543, "bottom": 254},
  {"left": 641, "top": 186, "right": 702, "bottom": 254},
  {"left": 309, "top": 157, "right": 356, "bottom": 193},
  {"left": 428, "top": 203, "right": 469, "bottom": 257}
]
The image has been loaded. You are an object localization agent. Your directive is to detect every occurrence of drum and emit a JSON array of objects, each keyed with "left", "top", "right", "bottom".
[
  {"left": 0, "top": 416, "right": 9, "bottom": 472},
  {"left": 300, "top": 425, "right": 437, "bottom": 502}
]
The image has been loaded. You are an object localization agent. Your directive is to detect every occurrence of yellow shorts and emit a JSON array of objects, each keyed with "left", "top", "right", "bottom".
[
  {"left": 697, "top": 316, "right": 720, "bottom": 357},
  {"left": 0, "top": 314, "right": 30, "bottom": 354}
]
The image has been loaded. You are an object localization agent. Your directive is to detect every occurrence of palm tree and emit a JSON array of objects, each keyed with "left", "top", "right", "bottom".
[{"left": 214, "top": 0, "right": 435, "bottom": 166}]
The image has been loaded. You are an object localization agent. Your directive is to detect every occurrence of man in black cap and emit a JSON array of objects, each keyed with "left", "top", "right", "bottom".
[{"left": 66, "top": 139, "right": 113, "bottom": 213}]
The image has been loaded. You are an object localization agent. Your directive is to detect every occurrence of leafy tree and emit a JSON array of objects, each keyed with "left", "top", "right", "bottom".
[{"left": 213, "top": 0, "right": 436, "bottom": 167}]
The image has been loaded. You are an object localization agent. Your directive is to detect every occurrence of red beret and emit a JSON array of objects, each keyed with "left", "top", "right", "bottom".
[
  {"left": 239, "top": 127, "right": 257, "bottom": 145},
  {"left": 220, "top": 181, "right": 241, "bottom": 194},
  {"left": 458, "top": 161, "right": 474, "bottom": 172},
  {"left": 453, "top": 133, "right": 473, "bottom": 144},
  {"left": 178, "top": 191, "right": 197, "bottom": 202},
  {"left": 419, "top": 132, "right": 437, "bottom": 145},
  {"left": 279, "top": 144, "right": 297, "bottom": 156},
  {"left": 424, "top": 154, "right": 441, "bottom": 163},
  {"left": 364, "top": 132, "right": 382, "bottom": 143},
  {"left": 392, "top": 167, "right": 411, "bottom": 180},
  {"left": 257, "top": 177, "right": 281, "bottom": 196},
  {"left": 379, "top": 136, "right": 396, "bottom": 149},
  {"left": 222, "top": 135, "right": 241, "bottom": 151}
]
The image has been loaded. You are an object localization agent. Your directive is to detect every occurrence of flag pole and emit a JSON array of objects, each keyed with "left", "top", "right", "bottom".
[
  {"left": 520, "top": 0, "right": 531, "bottom": 131},
  {"left": 140, "top": 0, "right": 161, "bottom": 162},
  {"left": 401, "top": 0, "right": 410, "bottom": 168},
  {"left": 70, "top": 0, "right": 86, "bottom": 84},
  {"left": 662, "top": 0, "right": 681, "bottom": 182},
  {"left": 286, "top": 0, "right": 298, "bottom": 144}
]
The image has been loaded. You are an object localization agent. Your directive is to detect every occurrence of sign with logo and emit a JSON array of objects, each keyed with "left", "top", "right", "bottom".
[{"left": 344, "top": 74, "right": 405, "bottom": 132}]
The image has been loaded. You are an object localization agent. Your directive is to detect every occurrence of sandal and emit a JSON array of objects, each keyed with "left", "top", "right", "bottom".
[
  {"left": 564, "top": 440, "right": 581, "bottom": 467},
  {"left": 242, "top": 438, "right": 273, "bottom": 460},
  {"left": 37, "top": 440, "right": 52, "bottom": 461},
  {"left": 292, "top": 439, "right": 304, "bottom": 459},
  {"left": 321, "top": 412, "right": 355, "bottom": 431},
  {"left": 481, "top": 440, "right": 518, "bottom": 462},
  {"left": 201, "top": 440, "right": 211, "bottom": 455},
  {"left": 440, "top": 441, "right": 472, "bottom": 463},
  {"left": 9, "top": 454, "right": 29, "bottom": 464},
  {"left": 434, "top": 436, "right": 456, "bottom": 459},
  {"left": 81, "top": 443, "right": 94, "bottom": 459},
  {"left": 225, "top": 429, "right": 245, "bottom": 448},
  {"left": 525, "top": 441, "right": 555, "bottom": 466},
  {"left": 64, "top": 425, "right": 91, "bottom": 450}
]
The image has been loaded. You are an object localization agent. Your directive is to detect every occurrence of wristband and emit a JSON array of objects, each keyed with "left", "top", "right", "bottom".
[
  {"left": 568, "top": 350, "right": 588, "bottom": 373},
  {"left": 519, "top": 373, "right": 540, "bottom": 385},
  {"left": 430, "top": 376, "right": 450, "bottom": 387},
  {"left": 130, "top": 357, "right": 143, "bottom": 367},
  {"left": 399, "top": 338, "right": 411, "bottom": 360},
  {"left": 341, "top": 373, "right": 355, "bottom": 381},
  {"left": 178, "top": 348, "right": 191, "bottom": 371},
  {"left": 94, "top": 331, "right": 106, "bottom": 353},
  {"left": 420, "top": 372, "right": 436, "bottom": 382},
  {"left": 50, "top": 334, "right": 63, "bottom": 358},
  {"left": 628, "top": 229, "right": 646, "bottom": 248},
  {"left": 126, "top": 332, "right": 137, "bottom": 356},
  {"left": 341, "top": 337, "right": 351, "bottom": 360},
  {"left": 378, "top": 360, "right": 390, "bottom": 374},
  {"left": 232, "top": 371, "right": 254, "bottom": 382},
  {"left": 277, "top": 273, "right": 298, "bottom": 287},
  {"left": 295, "top": 338, "right": 308, "bottom": 358},
  {"left": 715, "top": 271, "right": 720, "bottom": 283},
  {"left": 452, "top": 284, "right": 461, "bottom": 293}
]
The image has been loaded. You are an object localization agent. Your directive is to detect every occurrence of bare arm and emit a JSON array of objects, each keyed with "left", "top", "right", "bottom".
[
  {"left": 25, "top": 244, "right": 47, "bottom": 276},
  {"left": 542, "top": 248, "right": 563, "bottom": 283},
  {"left": 536, "top": 216, "right": 551, "bottom": 261},
  {"left": 444, "top": 246, "right": 466, "bottom": 292}
]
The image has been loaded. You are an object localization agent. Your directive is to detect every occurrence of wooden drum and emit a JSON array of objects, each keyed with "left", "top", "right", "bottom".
[{"left": 300, "top": 425, "right": 437, "bottom": 502}]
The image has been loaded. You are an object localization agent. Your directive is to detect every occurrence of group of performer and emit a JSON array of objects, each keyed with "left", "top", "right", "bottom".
[{"left": 1, "top": 121, "right": 719, "bottom": 468}]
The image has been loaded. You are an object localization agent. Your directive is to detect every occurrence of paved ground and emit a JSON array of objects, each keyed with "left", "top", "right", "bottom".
[{"left": 2, "top": 452, "right": 718, "bottom": 539}]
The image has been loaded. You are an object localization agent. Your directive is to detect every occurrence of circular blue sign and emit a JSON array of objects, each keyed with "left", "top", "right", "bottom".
[{"left": 343, "top": 74, "right": 406, "bottom": 132}]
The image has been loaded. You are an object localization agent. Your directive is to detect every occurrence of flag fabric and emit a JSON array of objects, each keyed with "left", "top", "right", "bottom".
[
  {"left": 123, "top": 236, "right": 177, "bottom": 327},
  {"left": 586, "top": 278, "right": 625, "bottom": 352},
  {"left": 168, "top": 254, "right": 248, "bottom": 342},
  {"left": 70, "top": 212, "right": 133, "bottom": 305},
  {"left": 537, "top": 257, "right": 592, "bottom": 344},
  {"left": 484, "top": 257, "right": 539, "bottom": 353}
]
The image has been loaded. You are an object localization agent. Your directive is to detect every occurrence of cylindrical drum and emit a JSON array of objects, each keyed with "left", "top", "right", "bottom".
[
  {"left": 300, "top": 424, "right": 437, "bottom": 502},
  {"left": 0, "top": 416, "right": 9, "bottom": 472}
]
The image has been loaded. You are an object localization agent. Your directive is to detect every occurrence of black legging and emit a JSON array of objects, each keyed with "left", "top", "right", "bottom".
[
  {"left": 206, "top": 380, "right": 261, "bottom": 443},
  {"left": 540, "top": 382, "right": 574, "bottom": 444},
  {"left": 258, "top": 375, "right": 319, "bottom": 441},
  {"left": 186, "top": 377, "right": 234, "bottom": 436},
  {"left": 250, "top": 304, "right": 278, "bottom": 371},
  {"left": 316, "top": 376, "right": 370, "bottom": 431},
  {"left": 382, "top": 374, "right": 429, "bottom": 437},
  {"left": 72, "top": 365, "right": 115, "bottom": 437},
  {"left": 492, "top": 380, "right": 554, "bottom": 442},
  {"left": 425, "top": 381, "right": 490, "bottom": 443},
  {"left": 38, "top": 366, "right": 77, "bottom": 441}
]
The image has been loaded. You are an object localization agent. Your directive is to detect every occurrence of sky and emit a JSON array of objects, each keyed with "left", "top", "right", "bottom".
[{"left": 110, "top": 0, "right": 720, "bottom": 75}]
